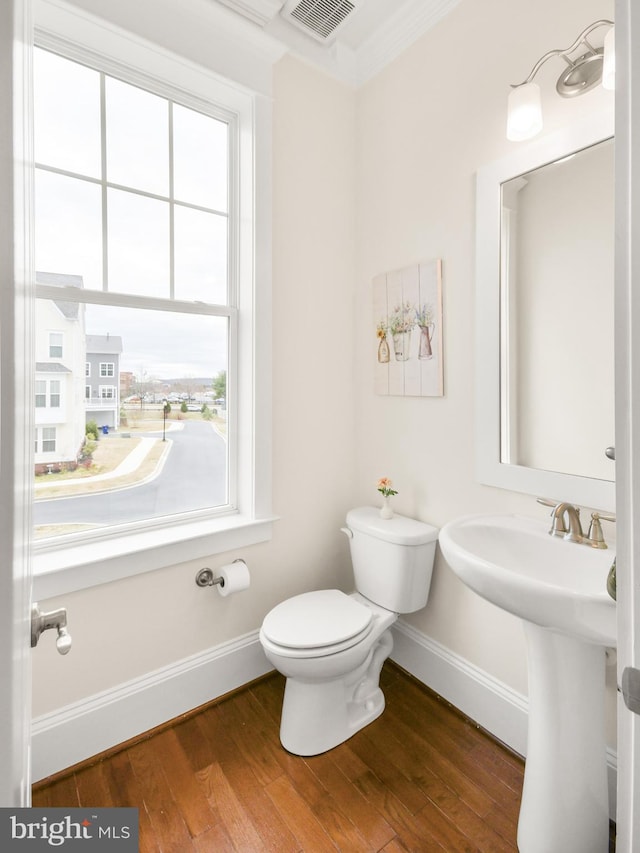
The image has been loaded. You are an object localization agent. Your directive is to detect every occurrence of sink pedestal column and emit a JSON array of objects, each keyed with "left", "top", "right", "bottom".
[{"left": 518, "top": 624, "right": 609, "bottom": 853}]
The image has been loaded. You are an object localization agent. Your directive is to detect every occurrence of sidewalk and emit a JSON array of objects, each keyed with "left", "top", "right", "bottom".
[{"left": 34, "top": 436, "right": 159, "bottom": 491}]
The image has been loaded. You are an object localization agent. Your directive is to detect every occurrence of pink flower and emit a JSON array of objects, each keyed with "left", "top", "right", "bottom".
[{"left": 377, "top": 477, "right": 398, "bottom": 497}]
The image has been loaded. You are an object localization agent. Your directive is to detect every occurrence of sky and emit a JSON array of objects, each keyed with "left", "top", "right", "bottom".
[
  {"left": 34, "top": 47, "right": 230, "bottom": 380},
  {"left": 84, "top": 304, "right": 228, "bottom": 381}
]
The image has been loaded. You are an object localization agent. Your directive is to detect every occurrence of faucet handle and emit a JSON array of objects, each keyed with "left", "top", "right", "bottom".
[
  {"left": 536, "top": 498, "right": 566, "bottom": 516},
  {"left": 536, "top": 497, "right": 558, "bottom": 509},
  {"left": 587, "top": 512, "right": 616, "bottom": 549}
]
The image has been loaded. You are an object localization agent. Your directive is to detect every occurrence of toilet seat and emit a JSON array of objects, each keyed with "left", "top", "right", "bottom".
[{"left": 261, "top": 589, "right": 374, "bottom": 658}]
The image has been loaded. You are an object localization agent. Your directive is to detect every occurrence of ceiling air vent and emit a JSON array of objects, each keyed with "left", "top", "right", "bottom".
[{"left": 281, "top": 0, "right": 360, "bottom": 44}]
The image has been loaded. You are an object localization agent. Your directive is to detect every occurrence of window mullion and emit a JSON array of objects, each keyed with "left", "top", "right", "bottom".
[
  {"left": 169, "top": 100, "right": 175, "bottom": 300},
  {"left": 100, "top": 71, "right": 108, "bottom": 292}
]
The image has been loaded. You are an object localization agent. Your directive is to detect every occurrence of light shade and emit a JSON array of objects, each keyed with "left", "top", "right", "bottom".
[
  {"left": 602, "top": 26, "right": 615, "bottom": 90},
  {"left": 507, "top": 82, "right": 543, "bottom": 141}
]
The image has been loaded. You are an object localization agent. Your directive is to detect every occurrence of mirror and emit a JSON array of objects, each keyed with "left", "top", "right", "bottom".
[{"left": 475, "top": 112, "right": 616, "bottom": 510}]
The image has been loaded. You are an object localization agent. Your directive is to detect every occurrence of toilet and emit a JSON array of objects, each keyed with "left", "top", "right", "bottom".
[{"left": 259, "top": 506, "right": 438, "bottom": 755}]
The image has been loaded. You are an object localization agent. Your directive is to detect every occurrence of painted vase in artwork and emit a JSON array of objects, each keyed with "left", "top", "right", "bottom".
[
  {"left": 377, "top": 333, "right": 390, "bottom": 363},
  {"left": 392, "top": 330, "right": 412, "bottom": 361},
  {"left": 418, "top": 323, "right": 435, "bottom": 360}
]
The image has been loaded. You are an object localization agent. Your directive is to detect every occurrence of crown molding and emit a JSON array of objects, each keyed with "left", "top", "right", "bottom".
[
  {"left": 40, "top": 0, "right": 462, "bottom": 90},
  {"left": 35, "top": 0, "right": 288, "bottom": 96},
  {"left": 214, "top": 0, "right": 283, "bottom": 27},
  {"left": 355, "top": 0, "right": 462, "bottom": 85}
]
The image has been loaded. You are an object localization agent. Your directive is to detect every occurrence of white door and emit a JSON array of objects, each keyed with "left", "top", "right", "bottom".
[
  {"left": 615, "top": 0, "right": 640, "bottom": 847},
  {"left": 0, "top": 0, "right": 33, "bottom": 808}
]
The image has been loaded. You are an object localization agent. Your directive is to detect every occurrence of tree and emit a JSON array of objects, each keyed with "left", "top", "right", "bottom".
[
  {"left": 213, "top": 370, "right": 226, "bottom": 400},
  {"left": 131, "top": 367, "right": 152, "bottom": 408}
]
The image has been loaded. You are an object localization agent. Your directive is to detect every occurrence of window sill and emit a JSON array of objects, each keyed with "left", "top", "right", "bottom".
[{"left": 32, "top": 514, "right": 277, "bottom": 600}]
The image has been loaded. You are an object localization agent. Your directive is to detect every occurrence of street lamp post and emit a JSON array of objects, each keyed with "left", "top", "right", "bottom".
[{"left": 162, "top": 398, "right": 169, "bottom": 441}]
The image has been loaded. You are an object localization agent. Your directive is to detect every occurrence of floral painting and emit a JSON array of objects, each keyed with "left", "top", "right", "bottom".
[{"left": 373, "top": 259, "right": 443, "bottom": 397}]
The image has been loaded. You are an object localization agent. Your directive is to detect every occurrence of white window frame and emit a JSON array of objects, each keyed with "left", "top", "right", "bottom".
[
  {"left": 32, "top": 4, "right": 274, "bottom": 600},
  {"left": 98, "top": 385, "right": 116, "bottom": 400},
  {"left": 99, "top": 363, "right": 114, "bottom": 378},
  {"left": 85, "top": 361, "right": 90, "bottom": 377}
]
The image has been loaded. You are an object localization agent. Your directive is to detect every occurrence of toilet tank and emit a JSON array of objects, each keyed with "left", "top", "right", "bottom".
[{"left": 345, "top": 506, "right": 439, "bottom": 613}]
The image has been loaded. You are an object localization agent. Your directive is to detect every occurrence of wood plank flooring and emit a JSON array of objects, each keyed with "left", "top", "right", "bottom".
[{"left": 32, "top": 663, "right": 615, "bottom": 852}]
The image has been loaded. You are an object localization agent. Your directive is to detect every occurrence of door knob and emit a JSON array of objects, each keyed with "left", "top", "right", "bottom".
[
  {"left": 31, "top": 603, "right": 72, "bottom": 655},
  {"left": 605, "top": 446, "right": 615, "bottom": 460}
]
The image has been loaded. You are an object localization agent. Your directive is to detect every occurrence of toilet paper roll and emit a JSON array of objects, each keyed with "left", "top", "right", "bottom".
[{"left": 217, "top": 559, "right": 250, "bottom": 596}]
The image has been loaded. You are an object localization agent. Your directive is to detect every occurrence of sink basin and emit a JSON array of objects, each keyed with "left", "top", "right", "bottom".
[
  {"left": 439, "top": 513, "right": 616, "bottom": 853},
  {"left": 439, "top": 513, "right": 616, "bottom": 646}
]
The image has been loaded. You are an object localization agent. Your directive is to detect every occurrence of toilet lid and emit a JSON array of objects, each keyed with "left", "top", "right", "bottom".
[{"left": 262, "top": 589, "right": 373, "bottom": 650}]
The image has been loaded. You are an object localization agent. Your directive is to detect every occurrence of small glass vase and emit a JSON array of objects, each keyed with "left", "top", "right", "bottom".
[{"left": 380, "top": 496, "right": 394, "bottom": 519}]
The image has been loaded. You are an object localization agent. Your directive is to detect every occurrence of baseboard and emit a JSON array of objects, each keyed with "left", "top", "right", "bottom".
[
  {"left": 31, "top": 630, "right": 272, "bottom": 782},
  {"left": 32, "top": 620, "right": 618, "bottom": 822},
  {"left": 390, "top": 620, "right": 618, "bottom": 822}
]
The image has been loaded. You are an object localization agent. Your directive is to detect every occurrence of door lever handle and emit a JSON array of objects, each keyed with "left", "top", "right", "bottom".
[{"left": 31, "top": 603, "right": 72, "bottom": 655}]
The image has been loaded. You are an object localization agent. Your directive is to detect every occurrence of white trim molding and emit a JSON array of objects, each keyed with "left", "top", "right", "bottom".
[
  {"left": 31, "top": 0, "right": 277, "bottom": 598},
  {"left": 391, "top": 620, "right": 529, "bottom": 754},
  {"left": 32, "top": 631, "right": 272, "bottom": 782},
  {"left": 390, "top": 620, "right": 618, "bottom": 822},
  {"left": 35, "top": 0, "right": 286, "bottom": 97},
  {"left": 215, "top": 0, "right": 283, "bottom": 27},
  {"left": 355, "top": 0, "right": 462, "bottom": 86}
]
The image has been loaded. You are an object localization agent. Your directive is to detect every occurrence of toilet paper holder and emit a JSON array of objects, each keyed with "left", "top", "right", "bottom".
[{"left": 195, "top": 559, "right": 245, "bottom": 589}]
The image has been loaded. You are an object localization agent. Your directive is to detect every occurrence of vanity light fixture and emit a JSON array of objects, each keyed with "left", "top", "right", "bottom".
[{"left": 507, "top": 20, "right": 614, "bottom": 142}]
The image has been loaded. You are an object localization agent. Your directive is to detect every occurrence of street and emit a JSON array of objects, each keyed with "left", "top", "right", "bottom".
[{"left": 34, "top": 421, "right": 227, "bottom": 527}]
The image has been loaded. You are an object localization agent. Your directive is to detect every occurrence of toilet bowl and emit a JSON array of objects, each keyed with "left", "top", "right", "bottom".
[
  {"left": 260, "top": 590, "right": 397, "bottom": 755},
  {"left": 260, "top": 507, "right": 438, "bottom": 756}
]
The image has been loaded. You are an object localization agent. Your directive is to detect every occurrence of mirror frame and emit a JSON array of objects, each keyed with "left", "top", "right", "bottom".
[{"left": 475, "top": 109, "right": 616, "bottom": 511}]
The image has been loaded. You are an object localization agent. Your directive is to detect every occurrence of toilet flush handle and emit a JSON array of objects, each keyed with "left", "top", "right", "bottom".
[{"left": 340, "top": 527, "right": 353, "bottom": 539}]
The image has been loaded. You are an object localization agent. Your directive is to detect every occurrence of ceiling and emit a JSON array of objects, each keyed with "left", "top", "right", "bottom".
[{"left": 210, "top": 0, "right": 461, "bottom": 85}]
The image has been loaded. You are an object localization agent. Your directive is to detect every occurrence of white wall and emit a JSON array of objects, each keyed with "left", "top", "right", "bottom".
[
  {"left": 353, "top": 0, "right": 615, "bottom": 715},
  {"left": 32, "top": 0, "right": 619, "bottom": 778}
]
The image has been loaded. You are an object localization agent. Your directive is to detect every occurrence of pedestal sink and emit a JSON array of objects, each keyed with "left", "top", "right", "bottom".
[{"left": 439, "top": 513, "right": 616, "bottom": 853}]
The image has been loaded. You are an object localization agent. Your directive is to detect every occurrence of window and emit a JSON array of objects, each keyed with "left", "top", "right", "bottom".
[
  {"left": 31, "top": 12, "right": 272, "bottom": 597},
  {"left": 49, "top": 380, "right": 61, "bottom": 408},
  {"left": 35, "top": 46, "right": 231, "bottom": 542},
  {"left": 35, "top": 380, "right": 46, "bottom": 408},
  {"left": 49, "top": 332, "right": 63, "bottom": 358},
  {"left": 42, "top": 427, "right": 56, "bottom": 453}
]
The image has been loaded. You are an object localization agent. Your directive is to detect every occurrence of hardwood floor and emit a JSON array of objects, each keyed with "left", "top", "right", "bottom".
[{"left": 32, "top": 663, "right": 614, "bottom": 852}]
